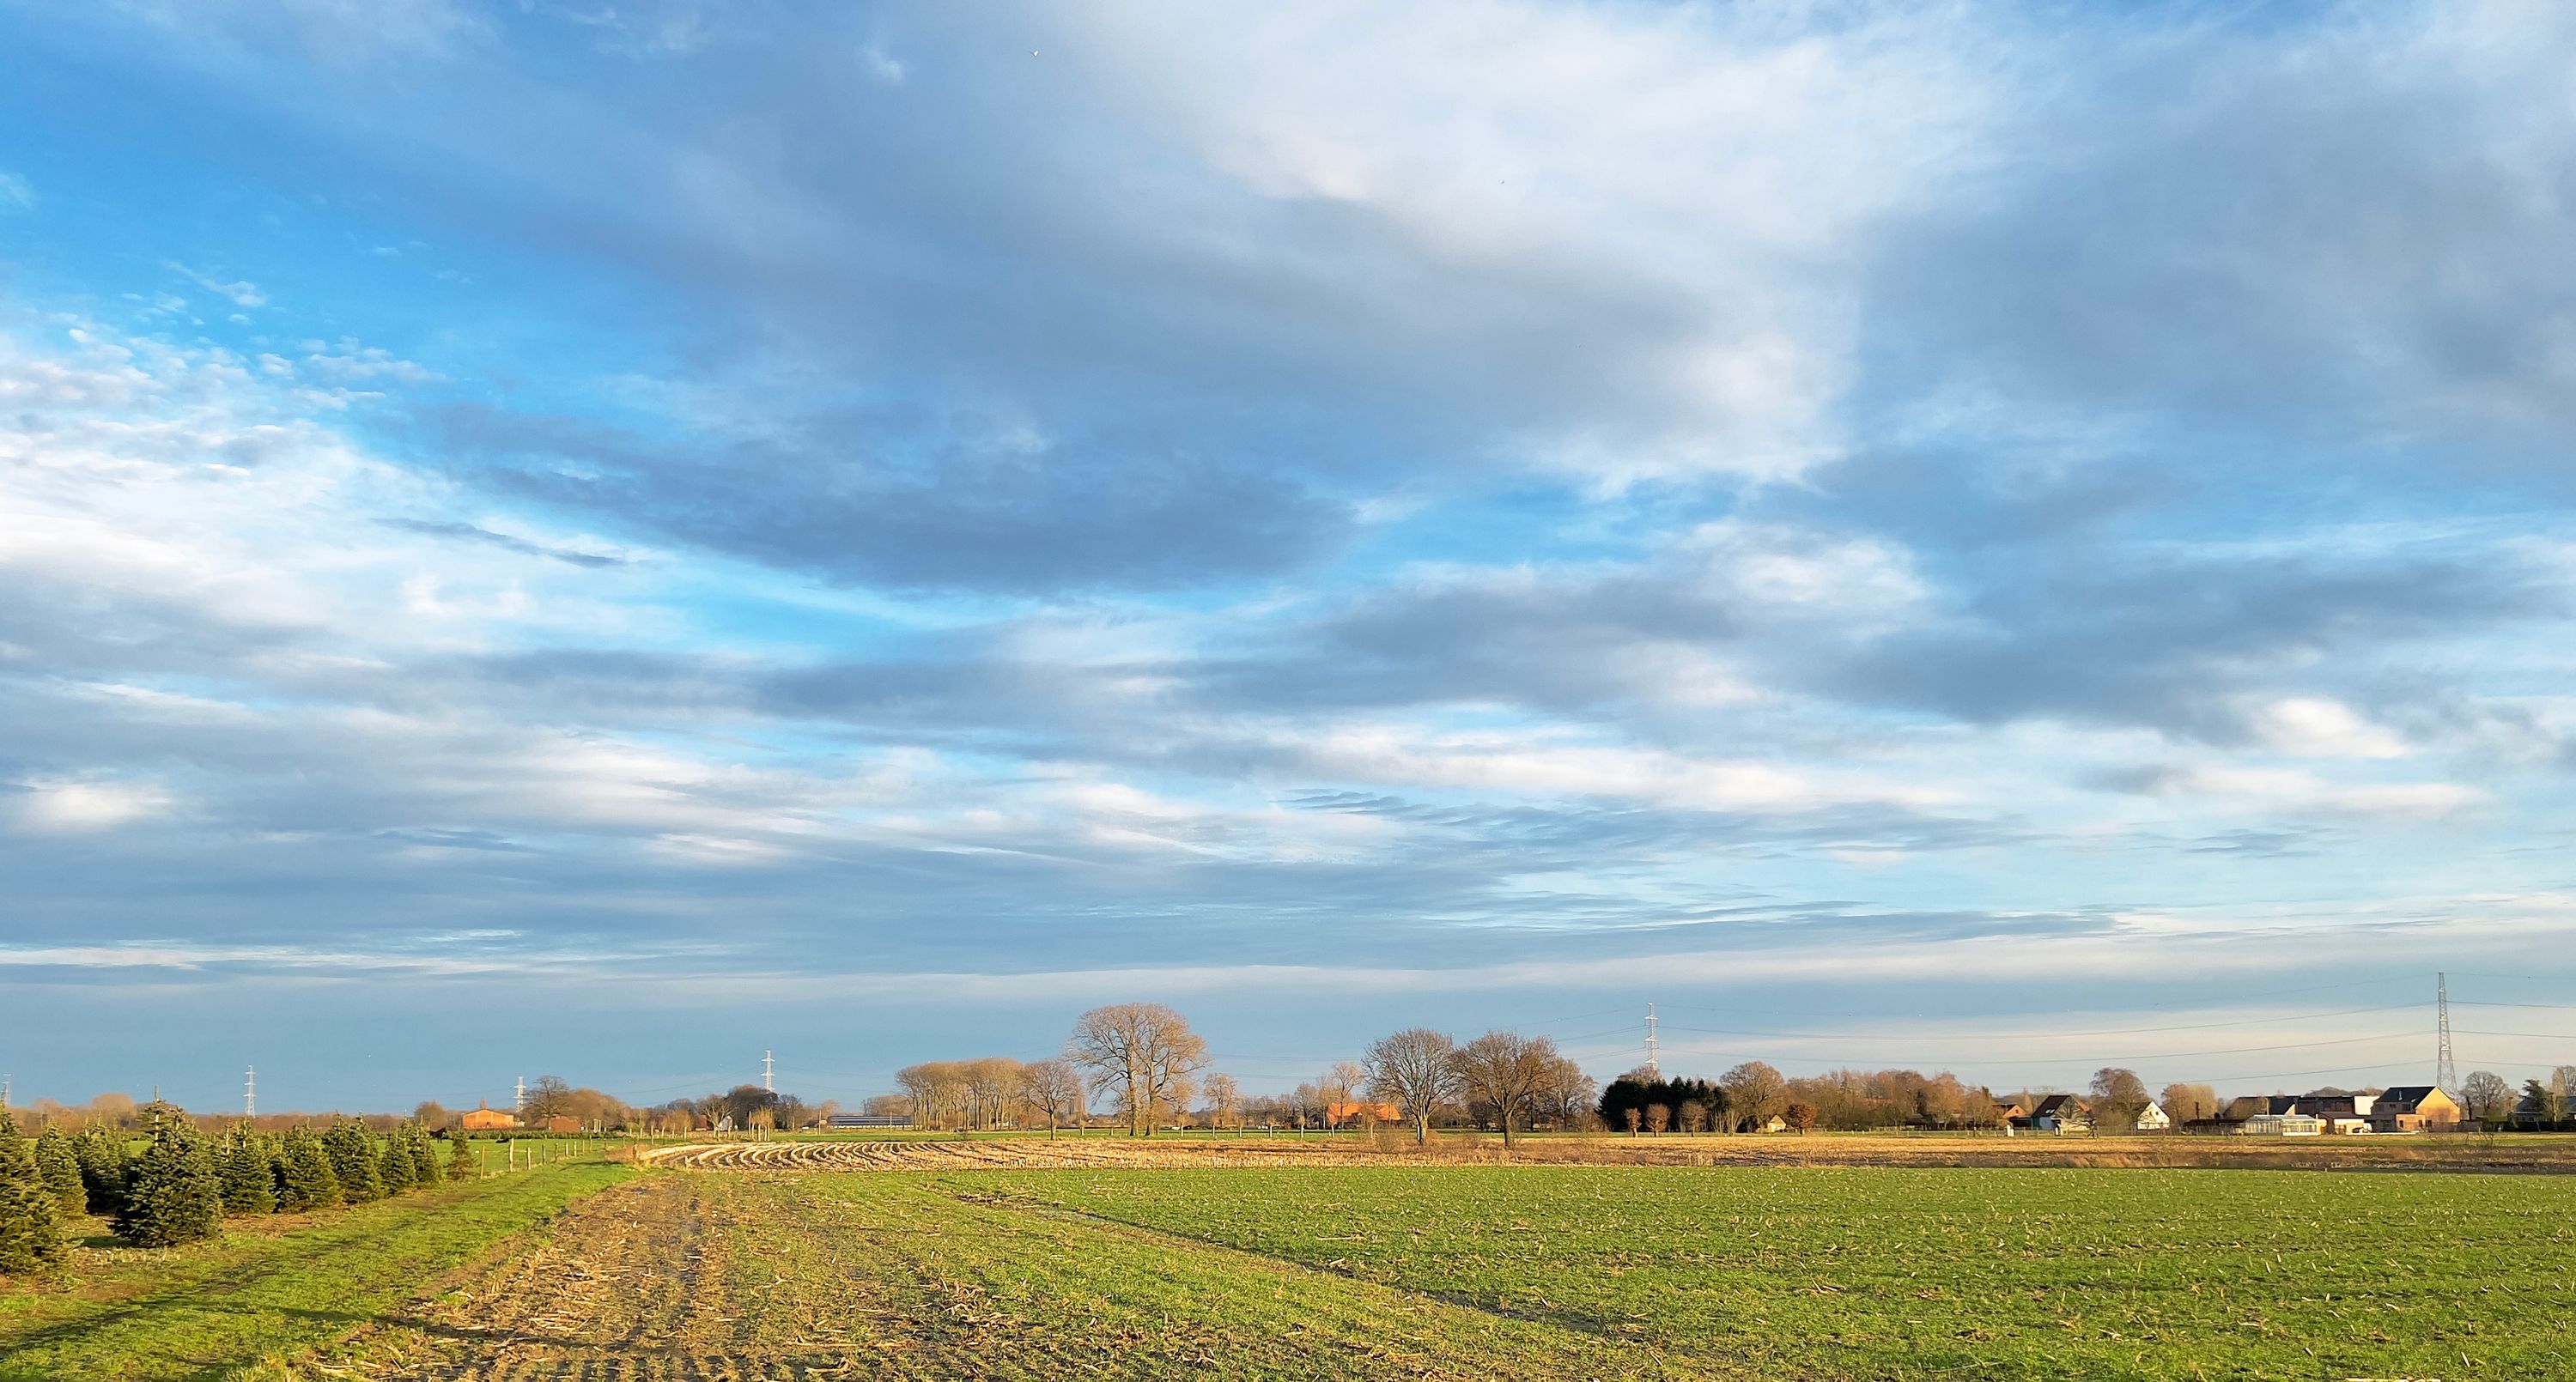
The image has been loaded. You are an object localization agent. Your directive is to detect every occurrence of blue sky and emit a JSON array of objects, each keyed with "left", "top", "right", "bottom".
[{"left": 3, "top": 0, "right": 2572, "bottom": 1112}]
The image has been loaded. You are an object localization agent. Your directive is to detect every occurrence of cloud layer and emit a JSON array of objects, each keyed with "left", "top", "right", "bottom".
[{"left": 3, "top": 0, "right": 2575, "bottom": 1106}]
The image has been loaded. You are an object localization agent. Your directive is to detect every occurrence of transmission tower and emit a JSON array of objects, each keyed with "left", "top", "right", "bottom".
[
  {"left": 245, "top": 1065, "right": 256, "bottom": 1117},
  {"left": 2435, "top": 973, "right": 2458, "bottom": 1092},
  {"left": 762, "top": 1050, "right": 775, "bottom": 1094},
  {"left": 1643, "top": 1003, "right": 1659, "bottom": 1080},
  {"left": 514, "top": 1076, "right": 526, "bottom": 1114}
]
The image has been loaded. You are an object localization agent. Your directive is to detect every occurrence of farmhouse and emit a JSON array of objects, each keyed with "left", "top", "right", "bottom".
[
  {"left": 2370, "top": 1086, "right": 2461, "bottom": 1133},
  {"left": 1327, "top": 1100, "right": 1402, "bottom": 1126},
  {"left": 1992, "top": 1099, "right": 2027, "bottom": 1123},
  {"left": 2133, "top": 1100, "right": 2172, "bottom": 1130},
  {"left": 460, "top": 1101, "right": 517, "bottom": 1131},
  {"left": 2025, "top": 1094, "right": 2091, "bottom": 1133},
  {"left": 2267, "top": 1093, "right": 2377, "bottom": 1134}
]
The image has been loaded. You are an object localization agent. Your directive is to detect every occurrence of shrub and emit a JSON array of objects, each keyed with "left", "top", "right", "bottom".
[
  {"left": 445, "top": 1133, "right": 477, "bottom": 1183},
  {"left": 0, "top": 1108, "right": 67, "bottom": 1276},
  {"left": 378, "top": 1137, "right": 414, "bottom": 1196},
  {"left": 276, "top": 1127, "right": 341, "bottom": 1212},
  {"left": 113, "top": 1110, "right": 224, "bottom": 1248},
  {"left": 34, "top": 1126, "right": 86, "bottom": 1215}
]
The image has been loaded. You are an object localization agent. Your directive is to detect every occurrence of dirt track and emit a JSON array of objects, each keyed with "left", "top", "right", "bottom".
[{"left": 325, "top": 1178, "right": 945, "bottom": 1380}]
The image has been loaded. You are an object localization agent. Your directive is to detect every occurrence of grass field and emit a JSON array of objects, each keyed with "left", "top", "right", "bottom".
[
  {"left": 0, "top": 1156, "right": 631, "bottom": 1380},
  {"left": 6, "top": 1149, "right": 2570, "bottom": 1379}
]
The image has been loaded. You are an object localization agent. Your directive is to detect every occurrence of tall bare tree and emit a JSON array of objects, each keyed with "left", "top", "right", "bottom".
[
  {"left": 1067, "top": 1003, "right": 1208, "bottom": 1137},
  {"left": 1719, "top": 1061, "right": 1786, "bottom": 1132},
  {"left": 1364, "top": 1028, "right": 1461, "bottom": 1146},
  {"left": 1018, "top": 1059, "right": 1086, "bottom": 1139},
  {"left": 1449, "top": 1030, "right": 1562, "bottom": 1149}
]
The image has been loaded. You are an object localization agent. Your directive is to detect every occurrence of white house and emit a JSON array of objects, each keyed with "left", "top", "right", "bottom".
[{"left": 2134, "top": 1101, "right": 2172, "bottom": 1131}]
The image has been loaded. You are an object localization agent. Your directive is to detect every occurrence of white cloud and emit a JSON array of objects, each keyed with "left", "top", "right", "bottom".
[
  {"left": 2251, "top": 697, "right": 2411, "bottom": 759},
  {"left": 10, "top": 778, "right": 173, "bottom": 833},
  {"left": 0, "top": 171, "right": 31, "bottom": 211},
  {"left": 165, "top": 260, "right": 268, "bottom": 308}
]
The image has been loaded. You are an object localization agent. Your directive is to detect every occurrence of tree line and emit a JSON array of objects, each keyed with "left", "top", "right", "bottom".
[
  {"left": 880, "top": 1007, "right": 1599, "bottom": 1146},
  {"left": 0, "top": 1101, "right": 502, "bottom": 1279}
]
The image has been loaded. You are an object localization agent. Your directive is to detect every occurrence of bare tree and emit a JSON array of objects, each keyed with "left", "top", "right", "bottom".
[
  {"left": 520, "top": 1076, "right": 575, "bottom": 1122},
  {"left": 1537, "top": 1056, "right": 1598, "bottom": 1130},
  {"left": 1719, "top": 1062, "right": 1786, "bottom": 1132},
  {"left": 2460, "top": 1070, "right": 2515, "bottom": 1123},
  {"left": 1289, "top": 1082, "right": 1326, "bottom": 1131},
  {"left": 1067, "top": 1003, "right": 1208, "bottom": 1137},
  {"left": 1018, "top": 1058, "right": 1086, "bottom": 1139},
  {"left": 1783, "top": 1101, "right": 1818, "bottom": 1135},
  {"left": 1200, "top": 1074, "right": 1242, "bottom": 1130},
  {"left": 1644, "top": 1103, "right": 1671, "bottom": 1136},
  {"left": 2088, "top": 1068, "right": 2152, "bottom": 1133},
  {"left": 963, "top": 1058, "right": 1025, "bottom": 1130},
  {"left": 1363, "top": 1028, "right": 1461, "bottom": 1146},
  {"left": 1449, "top": 1030, "right": 1562, "bottom": 1149},
  {"left": 2158, "top": 1082, "right": 2219, "bottom": 1125}
]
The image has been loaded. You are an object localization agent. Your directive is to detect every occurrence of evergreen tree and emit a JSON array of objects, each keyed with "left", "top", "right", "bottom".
[
  {"left": 276, "top": 1127, "right": 340, "bottom": 1212},
  {"left": 72, "top": 1127, "right": 131, "bottom": 1215},
  {"left": 112, "top": 1108, "right": 223, "bottom": 1248},
  {"left": 445, "top": 1133, "right": 477, "bottom": 1183},
  {"left": 322, "top": 1119, "right": 384, "bottom": 1203},
  {"left": 377, "top": 1138, "right": 412, "bottom": 1196},
  {"left": 406, "top": 1124, "right": 439, "bottom": 1186},
  {"left": 34, "top": 1127, "right": 85, "bottom": 1215},
  {"left": 0, "top": 1108, "right": 67, "bottom": 1276},
  {"left": 217, "top": 1124, "right": 276, "bottom": 1215}
]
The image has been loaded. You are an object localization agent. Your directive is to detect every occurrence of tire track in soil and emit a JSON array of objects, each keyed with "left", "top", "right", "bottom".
[{"left": 321, "top": 1177, "right": 938, "bottom": 1380}]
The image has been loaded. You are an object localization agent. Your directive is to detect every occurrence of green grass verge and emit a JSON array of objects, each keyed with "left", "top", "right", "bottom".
[{"left": 0, "top": 1156, "right": 633, "bottom": 1380}]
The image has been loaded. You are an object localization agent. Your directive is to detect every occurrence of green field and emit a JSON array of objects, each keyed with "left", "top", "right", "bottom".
[
  {"left": 0, "top": 1156, "right": 630, "bottom": 1380},
  {"left": 6, "top": 1158, "right": 2570, "bottom": 1379}
]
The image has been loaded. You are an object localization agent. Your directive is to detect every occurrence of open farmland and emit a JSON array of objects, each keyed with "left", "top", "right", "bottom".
[
  {"left": 245, "top": 1151, "right": 2575, "bottom": 1381},
  {"left": 0, "top": 1157, "right": 630, "bottom": 1380}
]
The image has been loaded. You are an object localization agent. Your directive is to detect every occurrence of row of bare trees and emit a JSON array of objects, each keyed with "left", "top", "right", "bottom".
[
  {"left": 1354, "top": 1027, "right": 1592, "bottom": 1148},
  {"left": 884, "top": 1003, "right": 1206, "bottom": 1136},
  {"left": 876, "top": 1008, "right": 1599, "bottom": 1143}
]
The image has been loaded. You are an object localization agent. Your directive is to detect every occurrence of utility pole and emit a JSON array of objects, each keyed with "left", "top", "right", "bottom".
[
  {"left": 1644, "top": 1003, "right": 1659, "bottom": 1080},
  {"left": 762, "top": 1050, "right": 775, "bottom": 1094},
  {"left": 2436, "top": 973, "right": 2458, "bottom": 1092},
  {"left": 245, "top": 1065, "right": 256, "bottom": 1118}
]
